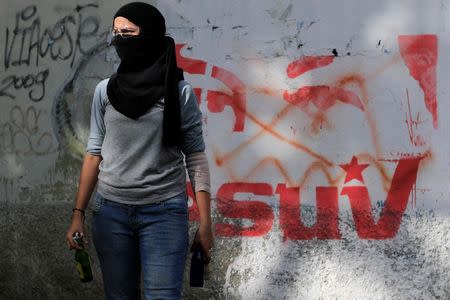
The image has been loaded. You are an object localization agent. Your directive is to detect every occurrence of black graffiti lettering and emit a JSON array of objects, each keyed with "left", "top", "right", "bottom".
[
  {"left": 54, "top": 16, "right": 76, "bottom": 61},
  {"left": 15, "top": 26, "right": 27, "bottom": 67},
  {"left": 30, "top": 69, "right": 49, "bottom": 102},
  {"left": 28, "top": 18, "right": 41, "bottom": 67},
  {"left": 23, "top": 74, "right": 34, "bottom": 89},
  {"left": 3, "top": 4, "right": 99, "bottom": 71},
  {"left": 4, "top": 28, "right": 17, "bottom": 69},
  {"left": 39, "top": 29, "right": 51, "bottom": 58},
  {"left": 21, "top": 5, "right": 37, "bottom": 21},
  {"left": 0, "top": 76, "right": 15, "bottom": 99},
  {"left": 12, "top": 76, "right": 23, "bottom": 89},
  {"left": 0, "top": 69, "right": 49, "bottom": 102},
  {"left": 49, "top": 17, "right": 75, "bottom": 61},
  {"left": 71, "top": 6, "right": 100, "bottom": 67},
  {"left": 9, "top": 6, "right": 39, "bottom": 68}
]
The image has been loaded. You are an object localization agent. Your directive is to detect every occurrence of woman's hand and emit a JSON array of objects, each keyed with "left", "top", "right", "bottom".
[
  {"left": 65, "top": 212, "right": 87, "bottom": 250},
  {"left": 66, "top": 153, "right": 102, "bottom": 251},
  {"left": 191, "top": 221, "right": 214, "bottom": 263}
]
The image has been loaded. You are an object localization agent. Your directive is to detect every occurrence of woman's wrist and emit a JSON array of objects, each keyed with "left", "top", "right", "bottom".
[
  {"left": 199, "top": 218, "right": 212, "bottom": 228},
  {"left": 71, "top": 209, "right": 86, "bottom": 223}
]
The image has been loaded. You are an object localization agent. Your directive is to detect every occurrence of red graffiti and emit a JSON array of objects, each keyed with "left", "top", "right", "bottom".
[
  {"left": 398, "top": 35, "right": 438, "bottom": 128},
  {"left": 283, "top": 86, "right": 364, "bottom": 115},
  {"left": 215, "top": 183, "right": 274, "bottom": 237},
  {"left": 287, "top": 55, "right": 334, "bottom": 78},
  {"left": 339, "top": 156, "right": 369, "bottom": 183},
  {"left": 206, "top": 157, "right": 421, "bottom": 240},
  {"left": 405, "top": 89, "right": 425, "bottom": 146},
  {"left": 193, "top": 88, "right": 202, "bottom": 105},
  {"left": 176, "top": 44, "right": 247, "bottom": 131},
  {"left": 341, "top": 158, "right": 421, "bottom": 239},
  {"left": 176, "top": 38, "right": 432, "bottom": 241},
  {"left": 175, "top": 44, "right": 207, "bottom": 74},
  {"left": 276, "top": 184, "right": 341, "bottom": 240},
  {"left": 284, "top": 56, "right": 364, "bottom": 116},
  {"left": 207, "top": 66, "right": 246, "bottom": 132}
]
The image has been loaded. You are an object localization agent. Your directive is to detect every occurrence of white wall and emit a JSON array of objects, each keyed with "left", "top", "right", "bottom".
[{"left": 1, "top": 0, "right": 449, "bottom": 299}]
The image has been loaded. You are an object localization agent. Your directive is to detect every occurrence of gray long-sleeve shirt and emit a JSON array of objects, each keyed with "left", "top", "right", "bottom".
[{"left": 86, "top": 78, "right": 205, "bottom": 205}]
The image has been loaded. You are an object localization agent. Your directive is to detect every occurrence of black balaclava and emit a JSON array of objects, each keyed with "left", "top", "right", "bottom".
[{"left": 106, "top": 2, "right": 184, "bottom": 147}]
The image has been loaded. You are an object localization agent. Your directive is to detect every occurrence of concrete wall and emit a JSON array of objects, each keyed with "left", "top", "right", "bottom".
[{"left": 1, "top": 0, "right": 449, "bottom": 299}]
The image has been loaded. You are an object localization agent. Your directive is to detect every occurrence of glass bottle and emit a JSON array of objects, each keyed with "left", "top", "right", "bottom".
[
  {"left": 190, "top": 247, "right": 204, "bottom": 287},
  {"left": 73, "top": 232, "right": 93, "bottom": 282}
]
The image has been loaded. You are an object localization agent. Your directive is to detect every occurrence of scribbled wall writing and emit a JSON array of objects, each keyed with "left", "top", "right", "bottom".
[
  {"left": 1, "top": 4, "right": 100, "bottom": 102},
  {"left": 0, "top": 105, "right": 56, "bottom": 155}
]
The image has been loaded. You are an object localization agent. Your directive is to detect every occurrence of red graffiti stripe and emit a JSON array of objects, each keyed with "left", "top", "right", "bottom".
[
  {"left": 207, "top": 66, "right": 247, "bottom": 132},
  {"left": 175, "top": 44, "right": 207, "bottom": 74},
  {"left": 283, "top": 85, "right": 364, "bottom": 113},
  {"left": 398, "top": 35, "right": 438, "bottom": 128},
  {"left": 341, "top": 158, "right": 421, "bottom": 239},
  {"left": 287, "top": 55, "right": 335, "bottom": 78}
]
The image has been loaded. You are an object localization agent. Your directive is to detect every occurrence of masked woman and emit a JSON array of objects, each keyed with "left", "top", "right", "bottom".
[{"left": 65, "top": 2, "right": 213, "bottom": 299}]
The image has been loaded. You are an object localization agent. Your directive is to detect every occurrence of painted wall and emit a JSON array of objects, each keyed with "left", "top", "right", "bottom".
[{"left": 1, "top": 0, "right": 449, "bottom": 299}]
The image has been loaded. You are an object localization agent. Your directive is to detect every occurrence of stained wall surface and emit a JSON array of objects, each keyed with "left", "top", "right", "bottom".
[{"left": 1, "top": 0, "right": 449, "bottom": 299}]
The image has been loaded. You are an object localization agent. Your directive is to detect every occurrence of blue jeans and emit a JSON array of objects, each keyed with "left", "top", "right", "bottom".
[{"left": 91, "top": 191, "right": 189, "bottom": 300}]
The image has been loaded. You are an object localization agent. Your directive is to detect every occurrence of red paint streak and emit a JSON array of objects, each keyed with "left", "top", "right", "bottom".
[
  {"left": 378, "top": 151, "right": 431, "bottom": 162},
  {"left": 193, "top": 88, "right": 202, "bottom": 105},
  {"left": 215, "top": 183, "right": 274, "bottom": 237},
  {"left": 358, "top": 153, "right": 391, "bottom": 191},
  {"left": 276, "top": 184, "right": 341, "bottom": 240},
  {"left": 340, "top": 158, "right": 421, "bottom": 239},
  {"left": 215, "top": 105, "right": 295, "bottom": 166},
  {"left": 245, "top": 110, "right": 334, "bottom": 166},
  {"left": 283, "top": 85, "right": 364, "bottom": 114},
  {"left": 207, "top": 66, "right": 247, "bottom": 132},
  {"left": 251, "top": 86, "right": 283, "bottom": 98},
  {"left": 398, "top": 35, "right": 438, "bottom": 128},
  {"left": 244, "top": 157, "right": 295, "bottom": 187},
  {"left": 175, "top": 44, "right": 207, "bottom": 74},
  {"left": 213, "top": 102, "right": 333, "bottom": 167},
  {"left": 310, "top": 111, "right": 331, "bottom": 134},
  {"left": 405, "top": 89, "right": 425, "bottom": 146},
  {"left": 336, "top": 73, "right": 385, "bottom": 168},
  {"left": 287, "top": 56, "right": 335, "bottom": 78},
  {"left": 298, "top": 161, "right": 341, "bottom": 187},
  {"left": 336, "top": 74, "right": 368, "bottom": 105}
]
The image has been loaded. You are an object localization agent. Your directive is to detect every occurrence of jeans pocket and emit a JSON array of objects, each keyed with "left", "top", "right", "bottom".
[
  {"left": 162, "top": 192, "right": 188, "bottom": 217},
  {"left": 91, "top": 192, "right": 104, "bottom": 215}
]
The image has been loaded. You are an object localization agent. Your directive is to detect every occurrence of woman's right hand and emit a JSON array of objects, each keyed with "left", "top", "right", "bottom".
[{"left": 65, "top": 214, "right": 87, "bottom": 250}]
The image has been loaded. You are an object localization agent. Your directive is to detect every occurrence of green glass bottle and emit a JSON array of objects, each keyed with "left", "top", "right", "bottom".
[{"left": 73, "top": 232, "right": 93, "bottom": 282}]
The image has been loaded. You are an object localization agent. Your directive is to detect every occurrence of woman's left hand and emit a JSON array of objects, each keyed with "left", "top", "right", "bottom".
[{"left": 192, "top": 222, "right": 214, "bottom": 263}]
